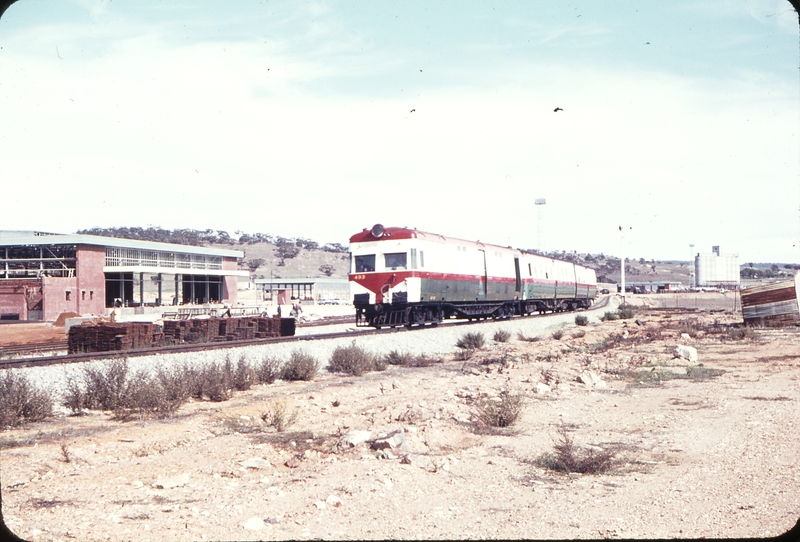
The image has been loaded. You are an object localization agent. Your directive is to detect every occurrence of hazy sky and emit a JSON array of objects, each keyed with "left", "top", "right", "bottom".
[{"left": 1, "top": 1, "right": 798, "bottom": 262}]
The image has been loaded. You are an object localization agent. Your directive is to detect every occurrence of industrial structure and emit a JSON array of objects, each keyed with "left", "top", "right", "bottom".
[
  {"left": 741, "top": 275, "right": 800, "bottom": 327},
  {"left": 694, "top": 246, "right": 740, "bottom": 289},
  {"left": 254, "top": 277, "right": 350, "bottom": 305},
  {"left": 0, "top": 232, "right": 247, "bottom": 321}
]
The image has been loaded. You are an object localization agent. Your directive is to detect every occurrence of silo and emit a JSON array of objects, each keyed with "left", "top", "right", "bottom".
[{"left": 694, "top": 246, "right": 740, "bottom": 288}]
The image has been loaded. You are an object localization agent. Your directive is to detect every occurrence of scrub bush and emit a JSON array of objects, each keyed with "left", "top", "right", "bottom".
[
  {"left": 328, "top": 345, "right": 380, "bottom": 376},
  {"left": 0, "top": 371, "right": 53, "bottom": 428},
  {"left": 280, "top": 350, "right": 320, "bottom": 381},
  {"left": 457, "top": 332, "right": 486, "bottom": 350}
]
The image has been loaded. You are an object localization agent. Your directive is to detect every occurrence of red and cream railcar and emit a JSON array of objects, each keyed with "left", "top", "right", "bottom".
[{"left": 349, "top": 224, "right": 596, "bottom": 328}]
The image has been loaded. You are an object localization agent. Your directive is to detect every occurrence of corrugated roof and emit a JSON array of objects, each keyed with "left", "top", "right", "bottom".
[{"left": 0, "top": 233, "right": 243, "bottom": 258}]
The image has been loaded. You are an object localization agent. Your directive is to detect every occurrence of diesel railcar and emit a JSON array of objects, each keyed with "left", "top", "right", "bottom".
[{"left": 349, "top": 224, "right": 597, "bottom": 328}]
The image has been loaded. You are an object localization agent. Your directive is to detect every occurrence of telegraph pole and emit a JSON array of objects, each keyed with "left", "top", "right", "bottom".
[{"left": 619, "top": 226, "right": 631, "bottom": 303}]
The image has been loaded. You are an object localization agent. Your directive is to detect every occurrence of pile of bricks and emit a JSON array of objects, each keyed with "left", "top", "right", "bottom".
[
  {"left": 68, "top": 322, "right": 164, "bottom": 354},
  {"left": 68, "top": 316, "right": 293, "bottom": 353}
]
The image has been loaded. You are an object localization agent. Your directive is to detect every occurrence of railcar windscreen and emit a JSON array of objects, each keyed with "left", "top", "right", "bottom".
[
  {"left": 384, "top": 252, "right": 407, "bottom": 270},
  {"left": 355, "top": 254, "right": 376, "bottom": 272}
]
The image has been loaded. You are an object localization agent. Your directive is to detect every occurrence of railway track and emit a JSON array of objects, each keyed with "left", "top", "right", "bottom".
[{"left": 0, "top": 297, "right": 613, "bottom": 370}]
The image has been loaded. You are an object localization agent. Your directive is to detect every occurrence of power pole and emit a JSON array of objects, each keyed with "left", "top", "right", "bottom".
[
  {"left": 619, "top": 226, "right": 632, "bottom": 303},
  {"left": 535, "top": 198, "right": 546, "bottom": 252}
]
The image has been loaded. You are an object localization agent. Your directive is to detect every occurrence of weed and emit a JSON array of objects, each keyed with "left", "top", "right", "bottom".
[
  {"left": 384, "top": 350, "right": 414, "bottom": 366},
  {"left": 574, "top": 315, "right": 589, "bottom": 326},
  {"left": 59, "top": 442, "right": 72, "bottom": 463},
  {"left": 551, "top": 329, "right": 565, "bottom": 340},
  {"left": 536, "top": 426, "right": 616, "bottom": 475},
  {"left": 453, "top": 348, "right": 475, "bottom": 361},
  {"left": 474, "top": 390, "right": 524, "bottom": 428},
  {"left": 517, "top": 332, "right": 541, "bottom": 342},
  {"left": 0, "top": 371, "right": 53, "bottom": 428},
  {"left": 744, "top": 396, "right": 791, "bottom": 401},
  {"left": 328, "top": 345, "right": 379, "bottom": 376},
  {"left": 617, "top": 304, "right": 636, "bottom": 319},
  {"left": 685, "top": 366, "right": 726, "bottom": 380},
  {"left": 256, "top": 356, "right": 282, "bottom": 384},
  {"left": 233, "top": 355, "right": 256, "bottom": 391},
  {"left": 536, "top": 352, "right": 562, "bottom": 363},
  {"left": 407, "top": 353, "right": 443, "bottom": 367},
  {"left": 599, "top": 311, "right": 620, "bottom": 322},
  {"left": 493, "top": 329, "right": 512, "bottom": 343},
  {"left": 281, "top": 350, "right": 320, "bottom": 381},
  {"left": 726, "top": 325, "right": 755, "bottom": 341},
  {"left": 457, "top": 332, "right": 486, "bottom": 350},
  {"left": 261, "top": 400, "right": 300, "bottom": 432}
]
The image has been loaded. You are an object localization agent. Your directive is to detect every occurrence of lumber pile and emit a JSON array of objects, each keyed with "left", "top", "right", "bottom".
[
  {"left": 68, "top": 316, "right": 293, "bottom": 353},
  {"left": 68, "top": 322, "right": 164, "bottom": 354}
]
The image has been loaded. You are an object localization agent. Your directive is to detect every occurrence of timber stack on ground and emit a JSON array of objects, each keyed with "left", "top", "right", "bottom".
[
  {"left": 741, "top": 274, "right": 800, "bottom": 327},
  {"left": 68, "top": 316, "right": 294, "bottom": 354}
]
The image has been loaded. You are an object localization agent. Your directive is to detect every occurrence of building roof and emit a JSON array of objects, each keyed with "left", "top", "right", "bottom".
[
  {"left": 254, "top": 277, "right": 350, "bottom": 285},
  {"left": 0, "top": 233, "right": 243, "bottom": 258}
]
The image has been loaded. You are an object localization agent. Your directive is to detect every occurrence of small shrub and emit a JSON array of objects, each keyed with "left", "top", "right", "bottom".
[
  {"left": 453, "top": 348, "right": 475, "bottom": 361},
  {"left": 475, "top": 390, "right": 524, "bottom": 428},
  {"left": 517, "top": 332, "right": 541, "bottom": 342},
  {"left": 493, "top": 330, "right": 511, "bottom": 343},
  {"left": 233, "top": 356, "right": 256, "bottom": 391},
  {"left": 574, "top": 315, "right": 589, "bottom": 326},
  {"left": 457, "top": 332, "right": 486, "bottom": 350},
  {"left": 80, "top": 358, "right": 131, "bottom": 412},
  {"left": 600, "top": 311, "right": 620, "bottom": 321},
  {"left": 0, "top": 370, "right": 53, "bottom": 428},
  {"left": 261, "top": 400, "right": 300, "bottom": 432},
  {"left": 617, "top": 304, "right": 636, "bottom": 319},
  {"left": 384, "top": 350, "right": 414, "bottom": 366},
  {"left": 281, "top": 350, "right": 320, "bottom": 381},
  {"left": 408, "top": 353, "right": 443, "bottom": 367},
  {"left": 199, "top": 362, "right": 233, "bottom": 402},
  {"left": 537, "top": 426, "right": 616, "bottom": 475},
  {"left": 726, "top": 326, "right": 754, "bottom": 341},
  {"left": 551, "top": 329, "right": 565, "bottom": 340},
  {"left": 328, "top": 345, "right": 378, "bottom": 376},
  {"left": 255, "top": 356, "right": 282, "bottom": 384}
]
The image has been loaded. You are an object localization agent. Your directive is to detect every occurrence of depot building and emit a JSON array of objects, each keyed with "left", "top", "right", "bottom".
[{"left": 0, "top": 231, "right": 247, "bottom": 321}]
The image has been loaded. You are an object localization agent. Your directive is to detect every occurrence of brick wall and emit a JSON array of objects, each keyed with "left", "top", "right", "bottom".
[
  {"left": 42, "top": 276, "right": 78, "bottom": 321},
  {"left": 75, "top": 245, "right": 107, "bottom": 316}
]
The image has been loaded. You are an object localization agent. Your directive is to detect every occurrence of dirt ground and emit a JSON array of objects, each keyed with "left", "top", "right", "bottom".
[
  {"left": 0, "top": 323, "right": 66, "bottom": 346},
  {"left": 1, "top": 307, "right": 799, "bottom": 541}
]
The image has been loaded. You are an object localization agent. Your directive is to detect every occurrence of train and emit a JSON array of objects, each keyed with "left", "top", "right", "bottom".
[{"left": 349, "top": 224, "right": 598, "bottom": 328}]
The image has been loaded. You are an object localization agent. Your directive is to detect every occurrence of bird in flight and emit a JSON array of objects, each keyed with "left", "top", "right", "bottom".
[
  {"left": 553, "top": 107, "right": 563, "bottom": 112},
  {"left": 410, "top": 108, "right": 416, "bottom": 113}
]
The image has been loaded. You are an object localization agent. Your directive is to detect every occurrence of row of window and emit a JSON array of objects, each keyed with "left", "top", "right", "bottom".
[
  {"left": 354, "top": 250, "right": 426, "bottom": 273},
  {"left": 105, "top": 247, "right": 222, "bottom": 270}
]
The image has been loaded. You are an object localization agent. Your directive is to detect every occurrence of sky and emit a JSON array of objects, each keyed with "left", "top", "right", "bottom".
[{"left": 0, "top": 0, "right": 799, "bottom": 263}]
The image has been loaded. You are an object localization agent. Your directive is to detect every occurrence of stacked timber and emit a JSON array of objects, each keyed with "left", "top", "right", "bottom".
[
  {"left": 163, "top": 319, "right": 221, "bottom": 344},
  {"left": 68, "top": 316, "right": 294, "bottom": 354},
  {"left": 68, "top": 322, "right": 164, "bottom": 354},
  {"left": 741, "top": 275, "right": 800, "bottom": 327}
]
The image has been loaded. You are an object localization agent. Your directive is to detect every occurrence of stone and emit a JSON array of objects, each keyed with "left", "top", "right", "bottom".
[
  {"left": 242, "top": 517, "right": 265, "bottom": 531},
  {"left": 401, "top": 454, "right": 428, "bottom": 469},
  {"left": 153, "top": 473, "right": 189, "bottom": 489},
  {"left": 376, "top": 449, "right": 395, "bottom": 460},
  {"left": 284, "top": 457, "right": 302, "bottom": 468},
  {"left": 325, "top": 494, "right": 343, "bottom": 507},
  {"left": 576, "top": 370, "right": 607, "bottom": 390},
  {"left": 314, "top": 501, "right": 326, "bottom": 510},
  {"left": 239, "top": 457, "right": 272, "bottom": 470},
  {"left": 533, "top": 382, "right": 551, "bottom": 394},
  {"left": 342, "top": 430, "right": 371, "bottom": 447},
  {"left": 372, "top": 430, "right": 406, "bottom": 450},
  {"left": 674, "top": 344, "right": 698, "bottom": 362},
  {"left": 392, "top": 380, "right": 402, "bottom": 390},
  {"left": 131, "top": 480, "right": 144, "bottom": 488},
  {"left": 680, "top": 333, "right": 692, "bottom": 341}
]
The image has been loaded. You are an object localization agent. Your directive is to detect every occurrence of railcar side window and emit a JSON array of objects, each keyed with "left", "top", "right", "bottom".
[
  {"left": 355, "top": 255, "right": 376, "bottom": 272},
  {"left": 384, "top": 252, "right": 407, "bottom": 270},
  {"left": 411, "top": 249, "right": 417, "bottom": 269}
]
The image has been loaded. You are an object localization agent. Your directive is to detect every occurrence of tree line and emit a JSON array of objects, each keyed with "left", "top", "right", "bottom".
[{"left": 76, "top": 226, "right": 348, "bottom": 254}]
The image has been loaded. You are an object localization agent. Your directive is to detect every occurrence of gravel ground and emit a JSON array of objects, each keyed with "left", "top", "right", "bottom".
[{"left": 4, "top": 294, "right": 798, "bottom": 541}]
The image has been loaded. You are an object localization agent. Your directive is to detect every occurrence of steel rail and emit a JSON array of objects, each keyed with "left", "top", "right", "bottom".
[{"left": 0, "top": 298, "right": 612, "bottom": 369}]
